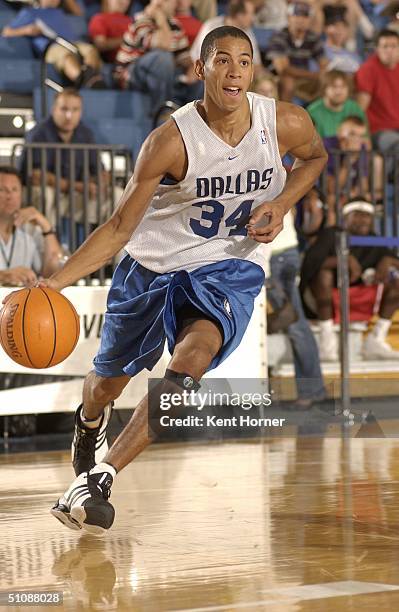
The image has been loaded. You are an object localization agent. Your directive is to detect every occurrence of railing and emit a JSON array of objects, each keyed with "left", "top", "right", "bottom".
[
  {"left": 326, "top": 149, "right": 399, "bottom": 413},
  {"left": 12, "top": 141, "right": 132, "bottom": 283}
]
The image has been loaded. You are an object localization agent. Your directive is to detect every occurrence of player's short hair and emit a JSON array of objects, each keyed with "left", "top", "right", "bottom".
[
  {"left": 53, "top": 88, "right": 82, "bottom": 103},
  {"left": 376, "top": 28, "right": 399, "bottom": 44},
  {"left": 200, "top": 25, "right": 254, "bottom": 62},
  {"left": 0, "top": 165, "right": 22, "bottom": 183}
]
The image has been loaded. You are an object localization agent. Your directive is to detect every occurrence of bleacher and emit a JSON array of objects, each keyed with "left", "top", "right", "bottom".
[{"left": 1, "top": 0, "right": 399, "bottom": 395}]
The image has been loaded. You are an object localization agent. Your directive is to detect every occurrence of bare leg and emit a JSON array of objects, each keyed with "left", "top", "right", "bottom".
[
  {"left": 379, "top": 282, "right": 399, "bottom": 319},
  {"left": 81, "top": 371, "right": 130, "bottom": 420},
  {"left": 104, "top": 318, "right": 223, "bottom": 473},
  {"left": 62, "top": 54, "right": 83, "bottom": 82},
  {"left": 309, "top": 269, "right": 335, "bottom": 320}
]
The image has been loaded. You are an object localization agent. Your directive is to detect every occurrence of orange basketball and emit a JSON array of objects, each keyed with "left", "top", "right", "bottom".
[{"left": 0, "top": 287, "right": 80, "bottom": 368}]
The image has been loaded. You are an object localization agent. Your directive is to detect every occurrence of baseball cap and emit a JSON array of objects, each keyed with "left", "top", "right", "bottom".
[
  {"left": 342, "top": 201, "right": 375, "bottom": 216},
  {"left": 287, "top": 2, "right": 312, "bottom": 17}
]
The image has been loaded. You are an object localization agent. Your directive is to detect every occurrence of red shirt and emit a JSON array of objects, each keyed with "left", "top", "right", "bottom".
[
  {"left": 355, "top": 54, "right": 399, "bottom": 133},
  {"left": 88, "top": 12, "right": 133, "bottom": 62},
  {"left": 175, "top": 14, "right": 202, "bottom": 47}
]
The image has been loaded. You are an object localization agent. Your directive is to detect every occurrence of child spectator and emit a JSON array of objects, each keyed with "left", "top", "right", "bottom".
[
  {"left": 324, "top": 115, "right": 383, "bottom": 220},
  {"left": 308, "top": 70, "right": 367, "bottom": 138},
  {"left": 88, "top": 0, "right": 132, "bottom": 63}
]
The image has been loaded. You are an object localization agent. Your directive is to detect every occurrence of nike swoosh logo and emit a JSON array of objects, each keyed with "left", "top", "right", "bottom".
[{"left": 228, "top": 155, "right": 238, "bottom": 160}]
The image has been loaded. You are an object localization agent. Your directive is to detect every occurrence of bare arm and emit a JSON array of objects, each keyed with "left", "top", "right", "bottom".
[
  {"left": 356, "top": 91, "right": 371, "bottom": 112},
  {"left": 92, "top": 35, "right": 124, "bottom": 53},
  {"left": 42, "top": 121, "right": 185, "bottom": 290},
  {"left": 12, "top": 206, "right": 63, "bottom": 278},
  {"left": 2, "top": 23, "right": 41, "bottom": 37},
  {"left": 248, "top": 103, "right": 328, "bottom": 242},
  {"left": 62, "top": 0, "right": 83, "bottom": 16},
  {"left": 272, "top": 56, "right": 324, "bottom": 81}
]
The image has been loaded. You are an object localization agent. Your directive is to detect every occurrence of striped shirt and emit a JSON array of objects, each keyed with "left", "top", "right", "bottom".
[
  {"left": 114, "top": 12, "right": 189, "bottom": 88},
  {"left": 267, "top": 27, "right": 324, "bottom": 70}
]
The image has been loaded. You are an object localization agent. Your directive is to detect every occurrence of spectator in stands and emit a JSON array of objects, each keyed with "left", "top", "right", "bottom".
[
  {"left": 323, "top": 115, "right": 383, "bottom": 221},
  {"left": 190, "top": 0, "right": 217, "bottom": 23},
  {"left": 88, "top": 0, "right": 132, "bottom": 63},
  {"left": 114, "top": 0, "right": 201, "bottom": 114},
  {"left": 190, "top": 0, "right": 262, "bottom": 70},
  {"left": 359, "top": 0, "right": 390, "bottom": 33},
  {"left": 2, "top": 0, "right": 103, "bottom": 88},
  {"left": 268, "top": 208, "right": 326, "bottom": 408},
  {"left": 308, "top": 70, "right": 367, "bottom": 138},
  {"left": 267, "top": 1, "right": 328, "bottom": 102},
  {"left": 312, "top": 1, "right": 374, "bottom": 46},
  {"left": 300, "top": 199, "right": 399, "bottom": 360},
  {"left": 254, "top": 0, "right": 288, "bottom": 30},
  {"left": 252, "top": 71, "right": 279, "bottom": 98},
  {"left": 297, "top": 186, "right": 328, "bottom": 244},
  {"left": 175, "top": 0, "right": 202, "bottom": 46},
  {"left": 380, "top": 1, "right": 399, "bottom": 34},
  {"left": 323, "top": 15, "right": 362, "bottom": 73},
  {"left": 355, "top": 29, "right": 399, "bottom": 162},
  {"left": 0, "top": 166, "right": 62, "bottom": 286},
  {"left": 23, "top": 89, "right": 112, "bottom": 227}
]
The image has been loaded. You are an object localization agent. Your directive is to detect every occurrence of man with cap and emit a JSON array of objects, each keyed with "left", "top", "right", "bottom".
[
  {"left": 267, "top": 1, "right": 328, "bottom": 102},
  {"left": 300, "top": 199, "right": 399, "bottom": 360}
]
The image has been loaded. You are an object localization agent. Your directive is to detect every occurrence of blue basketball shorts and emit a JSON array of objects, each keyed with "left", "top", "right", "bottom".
[{"left": 93, "top": 255, "right": 265, "bottom": 378}]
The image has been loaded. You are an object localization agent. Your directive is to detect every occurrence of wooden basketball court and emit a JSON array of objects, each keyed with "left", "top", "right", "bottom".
[{"left": 2, "top": 435, "right": 399, "bottom": 611}]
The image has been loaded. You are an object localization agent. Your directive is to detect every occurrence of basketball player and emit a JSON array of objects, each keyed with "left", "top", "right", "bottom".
[{"left": 32, "top": 26, "right": 327, "bottom": 533}]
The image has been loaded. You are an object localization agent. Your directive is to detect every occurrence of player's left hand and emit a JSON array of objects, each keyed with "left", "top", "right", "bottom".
[{"left": 246, "top": 201, "right": 287, "bottom": 243}]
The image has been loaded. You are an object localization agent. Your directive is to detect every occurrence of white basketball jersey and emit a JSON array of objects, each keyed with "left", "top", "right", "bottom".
[{"left": 125, "top": 92, "right": 287, "bottom": 273}]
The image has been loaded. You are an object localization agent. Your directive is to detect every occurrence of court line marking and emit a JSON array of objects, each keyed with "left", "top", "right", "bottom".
[{"left": 171, "top": 581, "right": 399, "bottom": 612}]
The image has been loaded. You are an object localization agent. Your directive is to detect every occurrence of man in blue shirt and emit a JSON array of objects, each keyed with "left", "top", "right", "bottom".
[
  {"left": 2, "top": 0, "right": 103, "bottom": 88},
  {"left": 22, "top": 89, "right": 117, "bottom": 232}
]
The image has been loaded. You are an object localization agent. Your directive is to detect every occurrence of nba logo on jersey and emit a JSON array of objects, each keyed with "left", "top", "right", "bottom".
[{"left": 260, "top": 129, "right": 267, "bottom": 144}]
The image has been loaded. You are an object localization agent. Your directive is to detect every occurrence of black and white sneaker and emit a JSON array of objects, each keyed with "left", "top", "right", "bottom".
[
  {"left": 72, "top": 403, "right": 113, "bottom": 476},
  {"left": 51, "top": 463, "right": 116, "bottom": 535}
]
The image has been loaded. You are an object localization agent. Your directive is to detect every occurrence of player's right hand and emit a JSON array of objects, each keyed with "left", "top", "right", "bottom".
[{"left": 36, "top": 278, "right": 63, "bottom": 292}]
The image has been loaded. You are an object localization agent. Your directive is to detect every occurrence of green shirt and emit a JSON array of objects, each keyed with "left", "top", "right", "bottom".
[{"left": 307, "top": 98, "right": 368, "bottom": 138}]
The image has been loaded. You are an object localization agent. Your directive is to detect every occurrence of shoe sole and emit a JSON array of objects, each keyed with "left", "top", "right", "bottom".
[
  {"left": 70, "top": 506, "right": 107, "bottom": 536},
  {"left": 50, "top": 505, "right": 82, "bottom": 531}
]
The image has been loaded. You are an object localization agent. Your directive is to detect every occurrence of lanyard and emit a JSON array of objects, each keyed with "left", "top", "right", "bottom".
[{"left": 0, "top": 229, "right": 16, "bottom": 269}]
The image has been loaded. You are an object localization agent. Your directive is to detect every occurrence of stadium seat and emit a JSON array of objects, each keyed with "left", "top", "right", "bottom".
[
  {"left": 0, "top": 59, "right": 40, "bottom": 94},
  {"left": 65, "top": 15, "right": 88, "bottom": 40},
  {"left": 0, "top": 36, "right": 34, "bottom": 59},
  {"left": 0, "top": 7, "right": 15, "bottom": 29},
  {"left": 34, "top": 87, "right": 152, "bottom": 122},
  {"left": 84, "top": 118, "right": 150, "bottom": 160}
]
